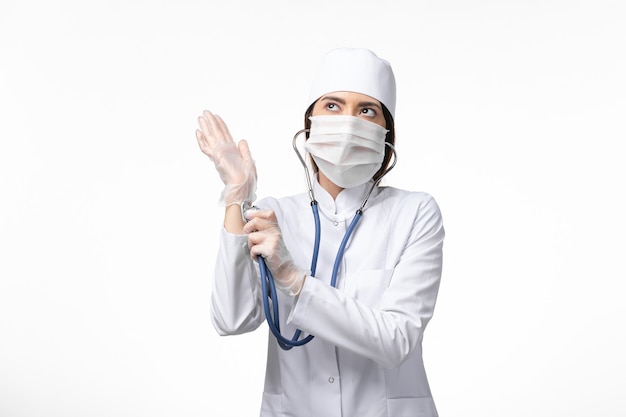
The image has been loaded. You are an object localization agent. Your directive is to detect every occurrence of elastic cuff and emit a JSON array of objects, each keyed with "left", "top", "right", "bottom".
[{"left": 276, "top": 272, "right": 306, "bottom": 297}]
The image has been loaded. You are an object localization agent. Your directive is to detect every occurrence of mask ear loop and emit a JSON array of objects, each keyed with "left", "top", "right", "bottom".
[{"left": 359, "top": 142, "right": 397, "bottom": 212}]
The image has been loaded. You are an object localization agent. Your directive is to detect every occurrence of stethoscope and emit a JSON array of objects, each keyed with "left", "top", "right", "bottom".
[{"left": 242, "top": 128, "right": 396, "bottom": 350}]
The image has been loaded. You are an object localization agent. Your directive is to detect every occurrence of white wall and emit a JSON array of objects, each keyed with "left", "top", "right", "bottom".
[{"left": 1, "top": 1, "right": 624, "bottom": 416}]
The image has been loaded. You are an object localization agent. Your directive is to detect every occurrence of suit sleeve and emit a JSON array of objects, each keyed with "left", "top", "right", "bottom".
[
  {"left": 287, "top": 195, "right": 444, "bottom": 368},
  {"left": 210, "top": 228, "right": 265, "bottom": 335}
]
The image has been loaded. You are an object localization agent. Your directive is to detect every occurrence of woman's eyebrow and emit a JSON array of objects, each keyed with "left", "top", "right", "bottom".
[
  {"left": 358, "top": 101, "right": 382, "bottom": 109},
  {"left": 320, "top": 96, "right": 346, "bottom": 104},
  {"left": 320, "top": 96, "right": 382, "bottom": 109}
]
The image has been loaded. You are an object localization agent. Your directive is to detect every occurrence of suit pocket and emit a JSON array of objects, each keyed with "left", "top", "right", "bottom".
[
  {"left": 387, "top": 397, "right": 438, "bottom": 417},
  {"left": 352, "top": 269, "right": 393, "bottom": 308}
]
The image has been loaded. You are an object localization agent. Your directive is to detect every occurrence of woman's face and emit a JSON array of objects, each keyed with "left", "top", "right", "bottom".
[{"left": 311, "top": 91, "right": 387, "bottom": 128}]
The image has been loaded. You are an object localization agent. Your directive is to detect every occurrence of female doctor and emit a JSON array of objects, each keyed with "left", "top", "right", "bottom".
[{"left": 196, "top": 48, "right": 445, "bottom": 417}]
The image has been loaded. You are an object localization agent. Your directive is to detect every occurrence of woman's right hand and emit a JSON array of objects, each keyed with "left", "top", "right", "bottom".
[
  {"left": 243, "top": 209, "right": 306, "bottom": 296},
  {"left": 196, "top": 110, "right": 257, "bottom": 206}
]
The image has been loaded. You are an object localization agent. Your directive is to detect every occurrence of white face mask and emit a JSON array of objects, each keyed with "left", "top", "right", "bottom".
[{"left": 304, "top": 115, "right": 389, "bottom": 189}]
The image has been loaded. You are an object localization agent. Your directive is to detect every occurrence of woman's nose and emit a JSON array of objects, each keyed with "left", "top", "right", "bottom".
[{"left": 341, "top": 105, "right": 359, "bottom": 117}]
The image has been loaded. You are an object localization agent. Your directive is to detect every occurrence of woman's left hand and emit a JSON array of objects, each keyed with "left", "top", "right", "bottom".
[
  {"left": 243, "top": 210, "right": 306, "bottom": 296},
  {"left": 195, "top": 110, "right": 257, "bottom": 206}
]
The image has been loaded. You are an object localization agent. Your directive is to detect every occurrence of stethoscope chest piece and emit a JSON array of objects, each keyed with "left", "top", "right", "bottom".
[{"left": 241, "top": 201, "right": 260, "bottom": 223}]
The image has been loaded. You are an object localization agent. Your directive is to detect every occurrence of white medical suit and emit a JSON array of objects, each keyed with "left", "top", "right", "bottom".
[{"left": 211, "top": 178, "right": 445, "bottom": 417}]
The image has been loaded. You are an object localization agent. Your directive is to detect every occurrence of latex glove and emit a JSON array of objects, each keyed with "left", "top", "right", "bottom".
[
  {"left": 196, "top": 110, "right": 257, "bottom": 206},
  {"left": 243, "top": 209, "right": 306, "bottom": 296}
]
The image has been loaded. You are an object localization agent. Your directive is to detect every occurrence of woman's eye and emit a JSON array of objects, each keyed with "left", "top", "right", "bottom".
[
  {"left": 326, "top": 103, "right": 338, "bottom": 111},
  {"left": 361, "top": 108, "right": 376, "bottom": 117}
]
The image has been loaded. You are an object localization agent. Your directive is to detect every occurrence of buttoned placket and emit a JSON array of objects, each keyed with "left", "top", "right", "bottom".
[{"left": 307, "top": 178, "right": 375, "bottom": 417}]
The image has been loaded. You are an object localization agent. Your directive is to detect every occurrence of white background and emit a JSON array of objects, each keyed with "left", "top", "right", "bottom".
[{"left": 1, "top": 0, "right": 625, "bottom": 416}]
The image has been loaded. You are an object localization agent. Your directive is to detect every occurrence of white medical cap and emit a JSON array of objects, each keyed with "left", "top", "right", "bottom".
[{"left": 307, "top": 48, "right": 396, "bottom": 118}]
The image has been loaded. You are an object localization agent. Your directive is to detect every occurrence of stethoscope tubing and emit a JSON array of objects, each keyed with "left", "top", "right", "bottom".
[
  {"left": 259, "top": 204, "right": 364, "bottom": 350},
  {"left": 258, "top": 128, "right": 396, "bottom": 350},
  {"left": 258, "top": 203, "right": 321, "bottom": 350}
]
